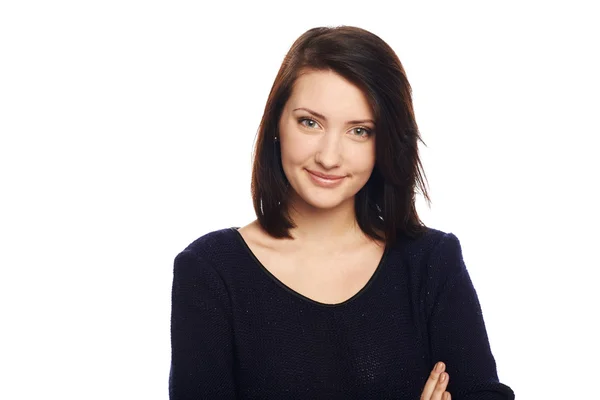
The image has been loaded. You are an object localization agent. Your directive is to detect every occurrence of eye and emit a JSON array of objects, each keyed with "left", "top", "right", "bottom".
[
  {"left": 298, "top": 117, "right": 373, "bottom": 138},
  {"left": 351, "top": 127, "right": 372, "bottom": 138},
  {"left": 298, "top": 117, "right": 320, "bottom": 129}
]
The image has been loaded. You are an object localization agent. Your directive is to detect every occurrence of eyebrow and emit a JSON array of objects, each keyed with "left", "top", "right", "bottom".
[{"left": 292, "top": 107, "right": 375, "bottom": 126}]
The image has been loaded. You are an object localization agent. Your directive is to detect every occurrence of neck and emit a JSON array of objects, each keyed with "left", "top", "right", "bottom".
[{"left": 285, "top": 195, "right": 364, "bottom": 250}]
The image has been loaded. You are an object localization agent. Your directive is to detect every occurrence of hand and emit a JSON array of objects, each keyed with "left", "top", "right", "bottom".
[{"left": 420, "top": 361, "right": 451, "bottom": 400}]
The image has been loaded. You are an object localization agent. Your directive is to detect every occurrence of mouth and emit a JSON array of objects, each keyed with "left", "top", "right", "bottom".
[
  {"left": 306, "top": 169, "right": 346, "bottom": 180},
  {"left": 306, "top": 169, "right": 346, "bottom": 188}
]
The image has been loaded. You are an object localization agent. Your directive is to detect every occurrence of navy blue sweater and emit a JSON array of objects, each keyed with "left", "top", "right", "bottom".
[{"left": 169, "top": 226, "right": 514, "bottom": 399}]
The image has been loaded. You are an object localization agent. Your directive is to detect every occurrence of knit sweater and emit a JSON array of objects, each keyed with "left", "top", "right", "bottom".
[{"left": 169, "top": 226, "right": 515, "bottom": 399}]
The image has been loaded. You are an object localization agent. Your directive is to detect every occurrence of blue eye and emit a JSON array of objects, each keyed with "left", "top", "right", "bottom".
[
  {"left": 352, "top": 127, "right": 372, "bottom": 137},
  {"left": 297, "top": 117, "right": 372, "bottom": 138},
  {"left": 298, "top": 118, "right": 319, "bottom": 129}
]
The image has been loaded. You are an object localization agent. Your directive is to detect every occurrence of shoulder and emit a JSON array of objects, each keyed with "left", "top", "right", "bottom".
[
  {"left": 179, "top": 226, "right": 237, "bottom": 260},
  {"left": 391, "top": 227, "right": 471, "bottom": 315},
  {"left": 394, "top": 226, "right": 459, "bottom": 259},
  {"left": 411, "top": 227, "right": 463, "bottom": 262},
  {"left": 392, "top": 226, "right": 467, "bottom": 281},
  {"left": 173, "top": 226, "right": 245, "bottom": 281},
  {"left": 418, "top": 227, "right": 470, "bottom": 287},
  {"left": 172, "top": 227, "right": 237, "bottom": 273},
  {"left": 171, "top": 228, "right": 238, "bottom": 308},
  {"left": 176, "top": 227, "right": 236, "bottom": 265}
]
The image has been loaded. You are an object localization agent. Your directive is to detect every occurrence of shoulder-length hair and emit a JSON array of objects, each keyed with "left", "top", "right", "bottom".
[{"left": 251, "top": 25, "right": 431, "bottom": 249}]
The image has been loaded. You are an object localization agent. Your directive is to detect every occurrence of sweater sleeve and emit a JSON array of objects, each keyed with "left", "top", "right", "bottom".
[
  {"left": 426, "top": 233, "right": 515, "bottom": 400},
  {"left": 169, "top": 249, "right": 237, "bottom": 399}
]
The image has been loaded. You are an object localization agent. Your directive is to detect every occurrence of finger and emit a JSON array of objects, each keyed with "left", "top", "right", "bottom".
[
  {"left": 432, "top": 373, "right": 450, "bottom": 400},
  {"left": 420, "top": 362, "right": 445, "bottom": 400}
]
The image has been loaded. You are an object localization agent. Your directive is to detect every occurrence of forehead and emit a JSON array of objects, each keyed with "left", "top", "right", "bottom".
[{"left": 288, "top": 70, "right": 373, "bottom": 119}]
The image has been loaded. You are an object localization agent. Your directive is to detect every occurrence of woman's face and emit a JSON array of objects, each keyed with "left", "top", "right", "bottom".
[{"left": 278, "top": 69, "right": 376, "bottom": 212}]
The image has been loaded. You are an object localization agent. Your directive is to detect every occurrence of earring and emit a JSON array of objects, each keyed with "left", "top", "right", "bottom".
[{"left": 274, "top": 136, "right": 279, "bottom": 142}]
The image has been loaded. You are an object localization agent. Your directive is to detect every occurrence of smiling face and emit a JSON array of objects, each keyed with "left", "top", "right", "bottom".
[{"left": 278, "top": 69, "right": 377, "bottom": 212}]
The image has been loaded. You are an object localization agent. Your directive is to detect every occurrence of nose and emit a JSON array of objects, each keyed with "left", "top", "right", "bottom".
[{"left": 315, "top": 132, "right": 343, "bottom": 169}]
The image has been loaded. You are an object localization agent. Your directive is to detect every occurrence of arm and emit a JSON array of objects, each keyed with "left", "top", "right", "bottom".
[
  {"left": 169, "top": 249, "right": 236, "bottom": 399},
  {"left": 426, "top": 233, "right": 515, "bottom": 400}
]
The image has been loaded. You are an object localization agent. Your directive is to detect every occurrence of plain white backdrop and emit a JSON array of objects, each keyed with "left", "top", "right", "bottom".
[{"left": 1, "top": 1, "right": 598, "bottom": 398}]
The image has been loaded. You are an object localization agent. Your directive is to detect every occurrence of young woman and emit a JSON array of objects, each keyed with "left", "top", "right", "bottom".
[{"left": 169, "top": 26, "right": 515, "bottom": 400}]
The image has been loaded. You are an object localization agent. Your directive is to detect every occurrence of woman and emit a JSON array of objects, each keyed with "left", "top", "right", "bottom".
[{"left": 169, "top": 26, "right": 515, "bottom": 399}]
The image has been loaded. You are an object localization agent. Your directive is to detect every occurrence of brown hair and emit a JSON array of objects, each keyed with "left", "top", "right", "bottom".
[{"left": 250, "top": 25, "right": 431, "bottom": 248}]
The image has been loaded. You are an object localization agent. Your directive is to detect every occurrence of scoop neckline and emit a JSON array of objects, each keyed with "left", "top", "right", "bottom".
[{"left": 229, "top": 226, "right": 391, "bottom": 308}]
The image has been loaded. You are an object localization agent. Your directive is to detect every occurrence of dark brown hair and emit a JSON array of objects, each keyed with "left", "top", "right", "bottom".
[{"left": 251, "top": 25, "right": 431, "bottom": 248}]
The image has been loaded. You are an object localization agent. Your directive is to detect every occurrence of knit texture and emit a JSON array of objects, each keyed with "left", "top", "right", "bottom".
[{"left": 169, "top": 226, "right": 515, "bottom": 399}]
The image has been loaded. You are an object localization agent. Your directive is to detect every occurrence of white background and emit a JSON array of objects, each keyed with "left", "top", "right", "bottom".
[{"left": 1, "top": 1, "right": 598, "bottom": 398}]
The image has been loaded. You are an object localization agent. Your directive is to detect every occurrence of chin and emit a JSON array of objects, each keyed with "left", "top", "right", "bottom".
[
  {"left": 296, "top": 188, "right": 353, "bottom": 211},
  {"left": 305, "top": 198, "right": 345, "bottom": 210}
]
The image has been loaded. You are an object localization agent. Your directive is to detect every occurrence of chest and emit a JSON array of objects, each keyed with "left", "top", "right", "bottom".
[
  {"left": 230, "top": 278, "right": 431, "bottom": 399},
  {"left": 250, "top": 244, "right": 385, "bottom": 305}
]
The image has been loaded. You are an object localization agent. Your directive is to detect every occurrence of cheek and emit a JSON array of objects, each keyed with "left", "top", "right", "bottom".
[
  {"left": 281, "top": 135, "right": 313, "bottom": 164},
  {"left": 347, "top": 147, "right": 376, "bottom": 173}
]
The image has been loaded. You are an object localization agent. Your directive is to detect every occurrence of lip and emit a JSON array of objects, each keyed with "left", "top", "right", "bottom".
[
  {"left": 306, "top": 169, "right": 346, "bottom": 188},
  {"left": 306, "top": 169, "right": 346, "bottom": 180}
]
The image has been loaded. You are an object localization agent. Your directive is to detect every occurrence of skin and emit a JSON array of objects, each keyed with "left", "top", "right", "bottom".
[
  {"left": 421, "top": 362, "right": 452, "bottom": 400},
  {"left": 277, "top": 68, "right": 379, "bottom": 248},
  {"left": 276, "top": 68, "right": 452, "bottom": 397}
]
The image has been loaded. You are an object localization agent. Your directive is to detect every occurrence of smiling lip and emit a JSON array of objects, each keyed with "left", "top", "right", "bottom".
[
  {"left": 306, "top": 170, "right": 345, "bottom": 180},
  {"left": 306, "top": 169, "right": 346, "bottom": 188}
]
